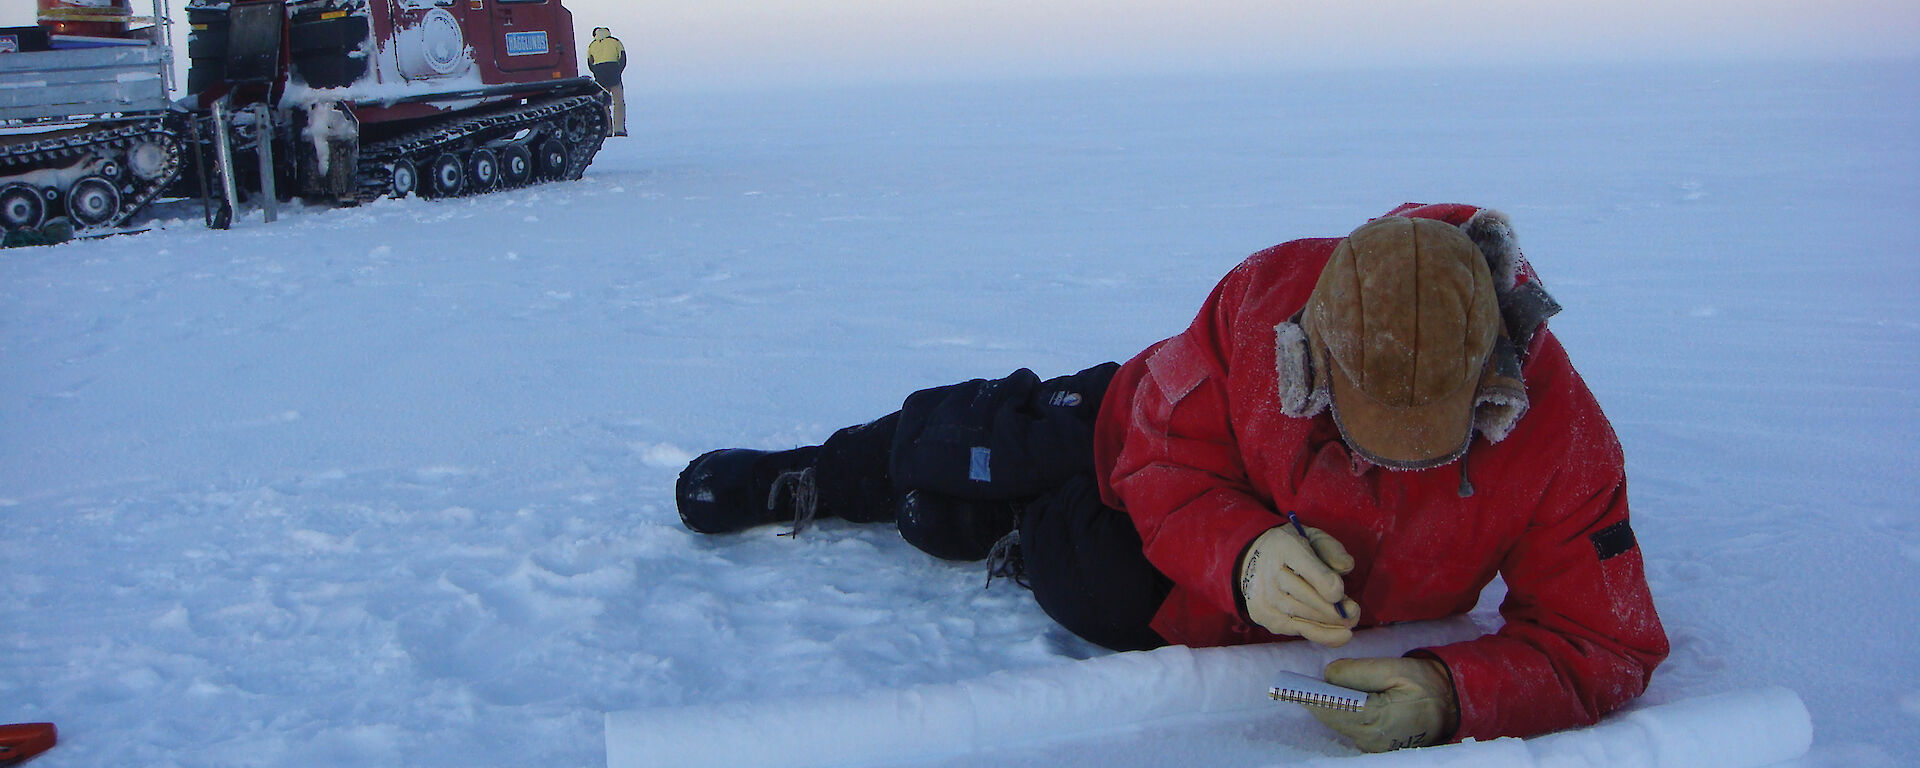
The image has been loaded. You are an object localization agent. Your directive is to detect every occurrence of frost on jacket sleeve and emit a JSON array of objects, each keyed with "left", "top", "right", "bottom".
[
  {"left": 1420, "top": 334, "right": 1670, "bottom": 742},
  {"left": 1104, "top": 259, "right": 1285, "bottom": 623}
]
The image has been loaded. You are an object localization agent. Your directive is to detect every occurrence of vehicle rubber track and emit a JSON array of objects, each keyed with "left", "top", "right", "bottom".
[
  {"left": 0, "top": 116, "right": 185, "bottom": 232},
  {"left": 352, "top": 90, "right": 610, "bottom": 201}
]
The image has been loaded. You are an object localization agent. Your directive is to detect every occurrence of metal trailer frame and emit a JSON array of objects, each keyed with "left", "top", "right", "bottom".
[{"left": 0, "top": 0, "right": 173, "bottom": 125}]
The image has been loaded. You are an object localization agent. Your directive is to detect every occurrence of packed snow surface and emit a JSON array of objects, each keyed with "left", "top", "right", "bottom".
[{"left": 3, "top": 60, "right": 1917, "bottom": 767}]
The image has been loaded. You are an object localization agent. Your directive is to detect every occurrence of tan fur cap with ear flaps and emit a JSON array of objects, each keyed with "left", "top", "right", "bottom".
[{"left": 1303, "top": 217, "right": 1501, "bottom": 469}]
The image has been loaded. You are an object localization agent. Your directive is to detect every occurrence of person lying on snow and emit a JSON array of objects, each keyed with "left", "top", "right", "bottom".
[{"left": 675, "top": 203, "right": 1669, "bottom": 752}]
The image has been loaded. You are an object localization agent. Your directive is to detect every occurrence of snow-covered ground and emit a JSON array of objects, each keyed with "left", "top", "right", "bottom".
[{"left": 3, "top": 59, "right": 1917, "bottom": 767}]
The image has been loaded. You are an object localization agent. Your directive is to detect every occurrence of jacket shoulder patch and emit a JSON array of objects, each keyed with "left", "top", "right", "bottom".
[
  {"left": 1591, "top": 520, "right": 1637, "bottom": 561},
  {"left": 1145, "top": 335, "right": 1209, "bottom": 407}
]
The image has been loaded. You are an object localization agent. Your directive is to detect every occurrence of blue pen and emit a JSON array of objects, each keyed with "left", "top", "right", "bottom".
[{"left": 1288, "top": 510, "right": 1349, "bottom": 619}]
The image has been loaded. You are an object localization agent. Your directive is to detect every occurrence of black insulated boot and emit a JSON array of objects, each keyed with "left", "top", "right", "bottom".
[{"left": 676, "top": 446, "right": 821, "bottom": 534}]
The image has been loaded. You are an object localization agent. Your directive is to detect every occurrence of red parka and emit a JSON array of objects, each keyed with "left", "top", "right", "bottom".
[{"left": 1091, "top": 203, "right": 1668, "bottom": 742}]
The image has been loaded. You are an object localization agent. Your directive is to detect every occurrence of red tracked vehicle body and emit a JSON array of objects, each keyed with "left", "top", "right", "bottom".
[{"left": 185, "top": 0, "right": 609, "bottom": 202}]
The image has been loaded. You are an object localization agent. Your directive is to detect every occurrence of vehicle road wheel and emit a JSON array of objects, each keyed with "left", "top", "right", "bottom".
[
  {"left": 0, "top": 184, "right": 46, "bottom": 232},
  {"left": 427, "top": 152, "right": 465, "bottom": 198},
  {"left": 467, "top": 147, "right": 499, "bottom": 193},
  {"left": 66, "top": 176, "right": 121, "bottom": 228},
  {"left": 389, "top": 158, "right": 418, "bottom": 198},
  {"left": 500, "top": 144, "right": 533, "bottom": 187},
  {"left": 536, "top": 138, "right": 570, "bottom": 181}
]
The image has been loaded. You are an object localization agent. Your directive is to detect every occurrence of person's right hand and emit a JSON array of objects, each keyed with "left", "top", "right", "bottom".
[{"left": 1237, "top": 523, "right": 1360, "bottom": 646}]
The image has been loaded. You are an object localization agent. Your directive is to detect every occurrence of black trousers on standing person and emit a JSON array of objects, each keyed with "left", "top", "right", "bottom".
[{"left": 679, "top": 364, "right": 1174, "bottom": 652}]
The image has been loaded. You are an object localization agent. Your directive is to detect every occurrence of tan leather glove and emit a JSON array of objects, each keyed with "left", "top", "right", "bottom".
[
  {"left": 1237, "top": 524, "right": 1360, "bottom": 646},
  {"left": 1309, "top": 656, "right": 1461, "bottom": 752}
]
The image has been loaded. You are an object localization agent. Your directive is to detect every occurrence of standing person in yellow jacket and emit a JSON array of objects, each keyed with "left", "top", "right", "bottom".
[{"left": 587, "top": 27, "right": 628, "bottom": 137}]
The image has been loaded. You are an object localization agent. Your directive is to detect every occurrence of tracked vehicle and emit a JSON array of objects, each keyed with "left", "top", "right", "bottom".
[
  {"left": 0, "top": 3, "right": 183, "bottom": 235},
  {"left": 185, "top": 0, "right": 610, "bottom": 212},
  {"left": 0, "top": 0, "right": 611, "bottom": 239}
]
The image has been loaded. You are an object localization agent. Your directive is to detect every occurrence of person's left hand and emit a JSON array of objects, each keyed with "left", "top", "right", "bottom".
[{"left": 1307, "top": 656, "right": 1460, "bottom": 752}]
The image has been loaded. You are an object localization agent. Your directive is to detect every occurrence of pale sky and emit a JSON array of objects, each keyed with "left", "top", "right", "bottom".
[
  {"left": 4, "top": 0, "right": 1915, "bottom": 91},
  {"left": 567, "top": 0, "right": 1920, "bottom": 89}
]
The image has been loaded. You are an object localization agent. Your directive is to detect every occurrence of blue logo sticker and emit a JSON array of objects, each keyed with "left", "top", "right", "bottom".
[
  {"left": 504, "top": 31, "right": 549, "bottom": 56},
  {"left": 969, "top": 447, "right": 992, "bottom": 483}
]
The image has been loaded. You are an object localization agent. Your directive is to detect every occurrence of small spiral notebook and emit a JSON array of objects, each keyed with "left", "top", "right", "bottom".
[{"left": 1267, "top": 671, "right": 1368, "bottom": 712}]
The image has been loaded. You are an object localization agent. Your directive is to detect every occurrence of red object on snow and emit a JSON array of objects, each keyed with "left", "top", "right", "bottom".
[{"left": 0, "top": 723, "right": 56, "bottom": 766}]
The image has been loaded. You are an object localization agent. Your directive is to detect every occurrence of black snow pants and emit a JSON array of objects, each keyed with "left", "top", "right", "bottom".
[{"left": 811, "top": 364, "right": 1173, "bottom": 652}]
